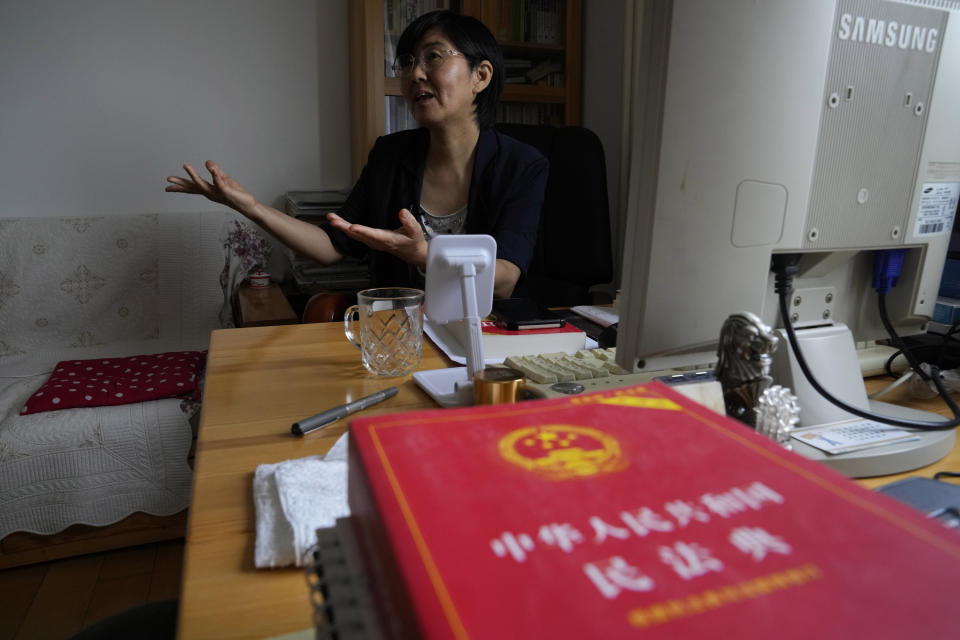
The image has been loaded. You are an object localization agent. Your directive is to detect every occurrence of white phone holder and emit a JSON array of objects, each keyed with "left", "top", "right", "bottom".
[{"left": 413, "top": 235, "right": 496, "bottom": 407}]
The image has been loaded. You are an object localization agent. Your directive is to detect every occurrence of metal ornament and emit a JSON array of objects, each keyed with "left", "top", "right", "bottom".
[
  {"left": 755, "top": 385, "right": 801, "bottom": 449},
  {"left": 714, "top": 311, "right": 780, "bottom": 428}
]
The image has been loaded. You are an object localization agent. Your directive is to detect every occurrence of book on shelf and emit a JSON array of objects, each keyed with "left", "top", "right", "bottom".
[
  {"left": 496, "top": 102, "right": 563, "bottom": 125},
  {"left": 384, "top": 0, "right": 466, "bottom": 73},
  {"left": 496, "top": 0, "right": 511, "bottom": 40},
  {"left": 286, "top": 252, "right": 371, "bottom": 294},
  {"left": 504, "top": 58, "right": 533, "bottom": 69},
  {"left": 497, "top": 0, "right": 564, "bottom": 44},
  {"left": 385, "top": 96, "right": 419, "bottom": 135},
  {"left": 526, "top": 58, "right": 563, "bottom": 83},
  {"left": 511, "top": 0, "right": 525, "bottom": 41},
  {"left": 284, "top": 190, "right": 349, "bottom": 219},
  {"left": 282, "top": 190, "right": 371, "bottom": 292},
  {"left": 525, "top": 0, "right": 564, "bottom": 44},
  {"left": 424, "top": 318, "right": 585, "bottom": 364},
  {"left": 282, "top": 189, "right": 346, "bottom": 245},
  {"left": 339, "top": 381, "right": 960, "bottom": 639},
  {"left": 384, "top": 0, "right": 461, "bottom": 34},
  {"left": 504, "top": 57, "right": 533, "bottom": 83}
]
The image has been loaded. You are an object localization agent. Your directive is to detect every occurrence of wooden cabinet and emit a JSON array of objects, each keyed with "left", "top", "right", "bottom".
[
  {"left": 235, "top": 284, "right": 298, "bottom": 327},
  {"left": 348, "top": 0, "right": 582, "bottom": 180}
]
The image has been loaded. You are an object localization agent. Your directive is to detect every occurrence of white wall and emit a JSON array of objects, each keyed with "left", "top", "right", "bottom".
[
  {"left": 582, "top": 0, "right": 626, "bottom": 291},
  {"left": 0, "top": 0, "right": 350, "bottom": 218},
  {"left": 0, "top": 0, "right": 628, "bottom": 280}
]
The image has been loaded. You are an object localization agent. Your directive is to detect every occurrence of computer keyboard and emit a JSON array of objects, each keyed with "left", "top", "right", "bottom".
[
  {"left": 497, "top": 348, "right": 725, "bottom": 413},
  {"left": 504, "top": 347, "right": 626, "bottom": 384},
  {"left": 493, "top": 342, "right": 901, "bottom": 413}
]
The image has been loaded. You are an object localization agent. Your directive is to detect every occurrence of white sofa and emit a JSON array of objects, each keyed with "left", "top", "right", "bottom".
[{"left": 0, "top": 212, "right": 229, "bottom": 562}]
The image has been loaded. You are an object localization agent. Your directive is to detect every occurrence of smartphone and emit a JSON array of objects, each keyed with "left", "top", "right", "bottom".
[{"left": 491, "top": 298, "right": 566, "bottom": 330}]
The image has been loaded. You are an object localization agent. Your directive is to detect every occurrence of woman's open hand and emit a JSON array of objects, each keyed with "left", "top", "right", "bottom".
[
  {"left": 165, "top": 161, "right": 257, "bottom": 215},
  {"left": 327, "top": 208, "right": 428, "bottom": 268}
]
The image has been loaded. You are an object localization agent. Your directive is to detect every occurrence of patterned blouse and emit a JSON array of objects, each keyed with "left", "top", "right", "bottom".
[{"left": 417, "top": 203, "right": 468, "bottom": 240}]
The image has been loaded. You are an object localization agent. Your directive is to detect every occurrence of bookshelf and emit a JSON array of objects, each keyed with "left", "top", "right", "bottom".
[{"left": 348, "top": 0, "right": 582, "bottom": 180}]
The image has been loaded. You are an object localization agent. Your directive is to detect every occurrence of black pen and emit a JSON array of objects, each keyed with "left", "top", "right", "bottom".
[{"left": 291, "top": 386, "right": 399, "bottom": 436}]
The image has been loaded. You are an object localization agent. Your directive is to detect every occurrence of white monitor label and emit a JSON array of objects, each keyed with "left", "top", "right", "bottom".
[{"left": 915, "top": 182, "right": 959, "bottom": 235}]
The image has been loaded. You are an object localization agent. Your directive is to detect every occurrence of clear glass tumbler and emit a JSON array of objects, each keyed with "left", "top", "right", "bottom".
[{"left": 343, "top": 287, "right": 424, "bottom": 377}]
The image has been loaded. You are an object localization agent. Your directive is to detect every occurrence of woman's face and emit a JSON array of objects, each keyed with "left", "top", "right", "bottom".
[{"left": 402, "top": 28, "right": 489, "bottom": 130}]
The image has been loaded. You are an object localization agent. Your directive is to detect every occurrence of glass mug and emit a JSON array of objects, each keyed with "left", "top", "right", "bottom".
[{"left": 343, "top": 288, "right": 424, "bottom": 377}]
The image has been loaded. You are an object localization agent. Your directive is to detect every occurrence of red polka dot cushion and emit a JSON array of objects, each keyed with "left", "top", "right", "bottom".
[{"left": 20, "top": 351, "right": 207, "bottom": 415}]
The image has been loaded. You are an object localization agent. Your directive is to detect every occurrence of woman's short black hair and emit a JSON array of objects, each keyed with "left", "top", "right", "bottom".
[{"left": 396, "top": 10, "right": 504, "bottom": 130}]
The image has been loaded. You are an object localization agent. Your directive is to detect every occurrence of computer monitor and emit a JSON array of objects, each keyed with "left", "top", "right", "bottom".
[{"left": 616, "top": 0, "right": 960, "bottom": 475}]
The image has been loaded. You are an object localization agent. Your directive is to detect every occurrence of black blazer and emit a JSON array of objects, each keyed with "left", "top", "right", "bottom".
[{"left": 328, "top": 127, "right": 548, "bottom": 292}]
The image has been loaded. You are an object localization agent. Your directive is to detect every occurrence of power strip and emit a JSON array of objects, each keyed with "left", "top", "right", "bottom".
[{"left": 857, "top": 343, "right": 906, "bottom": 377}]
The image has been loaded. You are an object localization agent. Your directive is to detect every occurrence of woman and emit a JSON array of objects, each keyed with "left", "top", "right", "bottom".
[{"left": 166, "top": 10, "right": 547, "bottom": 299}]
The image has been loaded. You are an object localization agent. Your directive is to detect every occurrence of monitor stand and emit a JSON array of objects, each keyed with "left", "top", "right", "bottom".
[
  {"left": 771, "top": 323, "right": 955, "bottom": 478},
  {"left": 412, "top": 367, "right": 473, "bottom": 408},
  {"left": 788, "top": 401, "right": 956, "bottom": 478},
  {"left": 412, "top": 235, "right": 496, "bottom": 408}
]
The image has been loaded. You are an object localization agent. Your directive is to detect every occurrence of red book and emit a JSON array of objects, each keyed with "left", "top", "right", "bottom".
[{"left": 347, "top": 382, "right": 959, "bottom": 638}]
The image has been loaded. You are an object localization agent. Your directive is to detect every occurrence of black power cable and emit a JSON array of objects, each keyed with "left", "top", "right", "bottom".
[
  {"left": 772, "top": 254, "right": 960, "bottom": 431},
  {"left": 883, "top": 348, "right": 905, "bottom": 379},
  {"left": 880, "top": 298, "right": 928, "bottom": 373},
  {"left": 882, "top": 323, "right": 960, "bottom": 378}
]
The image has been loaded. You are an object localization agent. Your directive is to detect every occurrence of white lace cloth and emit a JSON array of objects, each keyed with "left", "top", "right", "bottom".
[
  {"left": 253, "top": 433, "right": 351, "bottom": 568},
  {"left": 0, "top": 212, "right": 227, "bottom": 538},
  {"left": 0, "top": 376, "right": 193, "bottom": 538}
]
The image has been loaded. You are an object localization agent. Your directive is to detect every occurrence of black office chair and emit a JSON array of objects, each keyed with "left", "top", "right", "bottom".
[{"left": 496, "top": 123, "right": 614, "bottom": 307}]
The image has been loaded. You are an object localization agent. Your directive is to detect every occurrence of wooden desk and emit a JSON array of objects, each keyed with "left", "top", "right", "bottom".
[
  {"left": 178, "top": 323, "right": 451, "bottom": 639},
  {"left": 857, "top": 377, "right": 960, "bottom": 489},
  {"left": 178, "top": 324, "right": 960, "bottom": 638}
]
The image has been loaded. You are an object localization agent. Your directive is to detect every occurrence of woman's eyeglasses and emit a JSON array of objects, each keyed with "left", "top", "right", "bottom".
[{"left": 392, "top": 48, "right": 464, "bottom": 76}]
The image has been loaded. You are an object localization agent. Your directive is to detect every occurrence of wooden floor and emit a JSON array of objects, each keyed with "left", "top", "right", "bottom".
[{"left": 0, "top": 540, "right": 184, "bottom": 640}]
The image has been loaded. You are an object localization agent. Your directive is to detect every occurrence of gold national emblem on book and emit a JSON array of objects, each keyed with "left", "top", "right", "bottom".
[{"left": 498, "top": 425, "right": 628, "bottom": 481}]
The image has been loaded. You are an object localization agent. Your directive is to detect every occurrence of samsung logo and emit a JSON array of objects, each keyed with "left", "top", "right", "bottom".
[{"left": 838, "top": 13, "right": 939, "bottom": 53}]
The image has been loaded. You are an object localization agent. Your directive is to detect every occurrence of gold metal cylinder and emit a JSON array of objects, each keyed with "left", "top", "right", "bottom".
[{"left": 473, "top": 367, "right": 526, "bottom": 405}]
